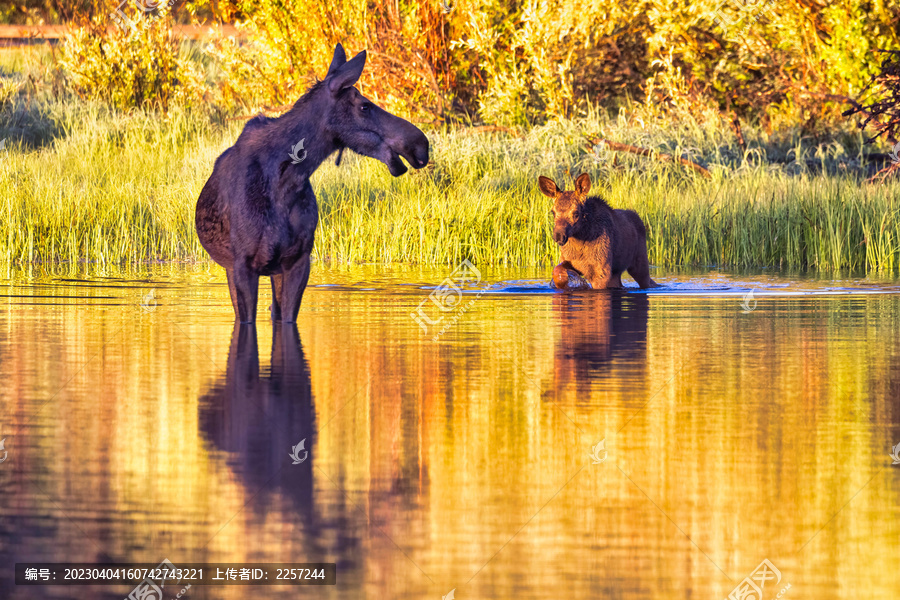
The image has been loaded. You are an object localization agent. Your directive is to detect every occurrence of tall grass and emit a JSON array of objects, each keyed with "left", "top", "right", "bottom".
[
  {"left": 1, "top": 101, "right": 232, "bottom": 263},
  {"left": 2, "top": 96, "right": 899, "bottom": 272},
  {"left": 313, "top": 113, "right": 900, "bottom": 272}
]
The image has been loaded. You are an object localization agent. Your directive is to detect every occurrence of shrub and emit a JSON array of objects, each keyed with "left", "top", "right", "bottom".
[
  {"left": 200, "top": 0, "right": 899, "bottom": 128},
  {"left": 59, "top": 5, "right": 205, "bottom": 112}
]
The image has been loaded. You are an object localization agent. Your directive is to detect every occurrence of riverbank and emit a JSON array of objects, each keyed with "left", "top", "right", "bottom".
[{"left": 2, "top": 49, "right": 899, "bottom": 272}]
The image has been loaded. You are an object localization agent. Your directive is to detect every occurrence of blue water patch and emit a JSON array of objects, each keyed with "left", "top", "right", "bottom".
[{"left": 458, "top": 277, "right": 900, "bottom": 296}]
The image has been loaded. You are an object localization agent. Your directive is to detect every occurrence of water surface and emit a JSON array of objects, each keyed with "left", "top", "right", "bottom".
[{"left": 1, "top": 264, "right": 899, "bottom": 599}]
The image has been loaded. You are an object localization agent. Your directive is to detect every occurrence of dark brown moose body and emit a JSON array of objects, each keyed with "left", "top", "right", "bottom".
[
  {"left": 196, "top": 44, "right": 429, "bottom": 323},
  {"left": 539, "top": 173, "right": 658, "bottom": 290}
]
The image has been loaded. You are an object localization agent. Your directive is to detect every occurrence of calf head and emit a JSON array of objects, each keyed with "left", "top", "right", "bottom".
[
  {"left": 322, "top": 44, "right": 429, "bottom": 176},
  {"left": 539, "top": 173, "right": 592, "bottom": 246}
]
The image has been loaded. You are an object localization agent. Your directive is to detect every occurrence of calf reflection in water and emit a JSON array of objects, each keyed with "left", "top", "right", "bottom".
[
  {"left": 199, "top": 324, "right": 317, "bottom": 516},
  {"left": 551, "top": 292, "right": 650, "bottom": 395}
]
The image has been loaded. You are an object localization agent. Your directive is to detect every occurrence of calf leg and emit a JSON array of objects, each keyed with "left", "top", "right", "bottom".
[
  {"left": 270, "top": 274, "right": 284, "bottom": 321},
  {"left": 280, "top": 252, "right": 312, "bottom": 324},
  {"left": 232, "top": 260, "right": 260, "bottom": 323},
  {"left": 587, "top": 261, "right": 618, "bottom": 290},
  {"left": 627, "top": 250, "right": 659, "bottom": 289},
  {"left": 607, "top": 272, "right": 624, "bottom": 289},
  {"left": 552, "top": 260, "right": 581, "bottom": 289},
  {"left": 552, "top": 264, "right": 570, "bottom": 289}
]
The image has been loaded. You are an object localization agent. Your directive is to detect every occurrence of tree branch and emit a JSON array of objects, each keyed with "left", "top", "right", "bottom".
[{"left": 585, "top": 137, "right": 712, "bottom": 179}]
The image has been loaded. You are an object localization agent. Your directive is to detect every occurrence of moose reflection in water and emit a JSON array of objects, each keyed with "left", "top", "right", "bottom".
[
  {"left": 550, "top": 291, "right": 650, "bottom": 395},
  {"left": 198, "top": 324, "right": 317, "bottom": 516}
]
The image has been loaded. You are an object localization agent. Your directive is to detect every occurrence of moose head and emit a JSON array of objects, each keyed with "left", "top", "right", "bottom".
[
  {"left": 321, "top": 44, "right": 429, "bottom": 176},
  {"left": 538, "top": 173, "right": 593, "bottom": 246}
]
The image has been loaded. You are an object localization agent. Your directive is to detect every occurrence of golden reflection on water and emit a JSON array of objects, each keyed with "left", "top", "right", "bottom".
[{"left": 0, "top": 267, "right": 899, "bottom": 599}]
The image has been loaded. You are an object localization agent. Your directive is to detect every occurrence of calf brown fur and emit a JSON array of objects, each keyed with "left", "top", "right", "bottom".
[{"left": 539, "top": 173, "right": 658, "bottom": 290}]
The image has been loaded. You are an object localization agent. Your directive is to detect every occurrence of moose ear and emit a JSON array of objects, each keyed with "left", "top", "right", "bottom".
[
  {"left": 326, "top": 43, "right": 348, "bottom": 78},
  {"left": 574, "top": 173, "right": 591, "bottom": 196},
  {"left": 328, "top": 50, "right": 367, "bottom": 93},
  {"left": 538, "top": 176, "right": 559, "bottom": 198}
]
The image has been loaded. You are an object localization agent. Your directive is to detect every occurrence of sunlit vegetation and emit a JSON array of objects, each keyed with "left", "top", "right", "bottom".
[{"left": 1, "top": 0, "right": 900, "bottom": 271}]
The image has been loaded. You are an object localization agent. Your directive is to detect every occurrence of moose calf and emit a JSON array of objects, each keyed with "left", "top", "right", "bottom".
[{"left": 539, "top": 173, "right": 658, "bottom": 290}]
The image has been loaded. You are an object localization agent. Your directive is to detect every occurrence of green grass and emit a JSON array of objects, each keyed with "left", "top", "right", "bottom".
[
  {"left": 2, "top": 47, "right": 900, "bottom": 272},
  {"left": 313, "top": 120, "right": 900, "bottom": 272}
]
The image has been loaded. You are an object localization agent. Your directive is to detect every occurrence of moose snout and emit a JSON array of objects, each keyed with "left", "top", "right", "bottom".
[
  {"left": 554, "top": 227, "right": 569, "bottom": 246},
  {"left": 404, "top": 129, "right": 430, "bottom": 169},
  {"left": 387, "top": 119, "right": 430, "bottom": 170}
]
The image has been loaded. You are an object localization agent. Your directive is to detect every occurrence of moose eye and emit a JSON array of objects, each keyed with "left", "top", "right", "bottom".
[{"left": 360, "top": 103, "right": 372, "bottom": 113}]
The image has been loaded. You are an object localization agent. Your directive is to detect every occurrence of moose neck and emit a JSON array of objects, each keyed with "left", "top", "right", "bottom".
[
  {"left": 573, "top": 196, "right": 613, "bottom": 242},
  {"left": 274, "top": 86, "right": 342, "bottom": 183}
]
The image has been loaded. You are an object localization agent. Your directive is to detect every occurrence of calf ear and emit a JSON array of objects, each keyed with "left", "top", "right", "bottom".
[
  {"left": 328, "top": 50, "right": 367, "bottom": 93},
  {"left": 327, "top": 43, "right": 348, "bottom": 78},
  {"left": 538, "top": 176, "right": 559, "bottom": 198},
  {"left": 575, "top": 173, "right": 591, "bottom": 196}
]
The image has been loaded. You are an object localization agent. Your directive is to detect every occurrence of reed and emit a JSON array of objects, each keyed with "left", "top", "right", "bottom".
[{"left": 2, "top": 97, "right": 899, "bottom": 272}]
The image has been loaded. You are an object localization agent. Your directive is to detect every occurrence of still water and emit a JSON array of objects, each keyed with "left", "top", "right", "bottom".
[{"left": 0, "top": 264, "right": 899, "bottom": 599}]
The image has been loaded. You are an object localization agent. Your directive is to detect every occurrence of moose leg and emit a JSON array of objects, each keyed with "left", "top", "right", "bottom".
[
  {"left": 270, "top": 274, "right": 284, "bottom": 321},
  {"left": 553, "top": 260, "right": 591, "bottom": 289},
  {"left": 231, "top": 261, "right": 260, "bottom": 323},
  {"left": 269, "top": 321, "right": 302, "bottom": 380},
  {"left": 280, "top": 252, "right": 312, "bottom": 323},
  {"left": 551, "top": 264, "right": 570, "bottom": 289},
  {"left": 552, "top": 260, "right": 578, "bottom": 289},
  {"left": 627, "top": 252, "right": 659, "bottom": 289},
  {"left": 588, "top": 262, "right": 617, "bottom": 290},
  {"left": 225, "top": 267, "right": 240, "bottom": 319}
]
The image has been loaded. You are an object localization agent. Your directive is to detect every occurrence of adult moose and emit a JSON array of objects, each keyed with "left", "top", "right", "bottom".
[{"left": 196, "top": 44, "right": 429, "bottom": 323}]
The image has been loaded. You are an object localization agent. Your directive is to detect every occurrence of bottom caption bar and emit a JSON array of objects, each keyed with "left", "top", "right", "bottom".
[{"left": 15, "top": 562, "right": 336, "bottom": 585}]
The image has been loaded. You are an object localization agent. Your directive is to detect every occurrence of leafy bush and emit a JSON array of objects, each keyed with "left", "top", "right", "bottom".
[
  {"left": 59, "top": 7, "right": 205, "bottom": 112},
  {"left": 203, "top": 0, "right": 448, "bottom": 121},
  {"left": 199, "top": 0, "right": 899, "bottom": 128},
  {"left": 203, "top": 0, "right": 646, "bottom": 124},
  {"left": 27, "top": 0, "right": 900, "bottom": 131}
]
